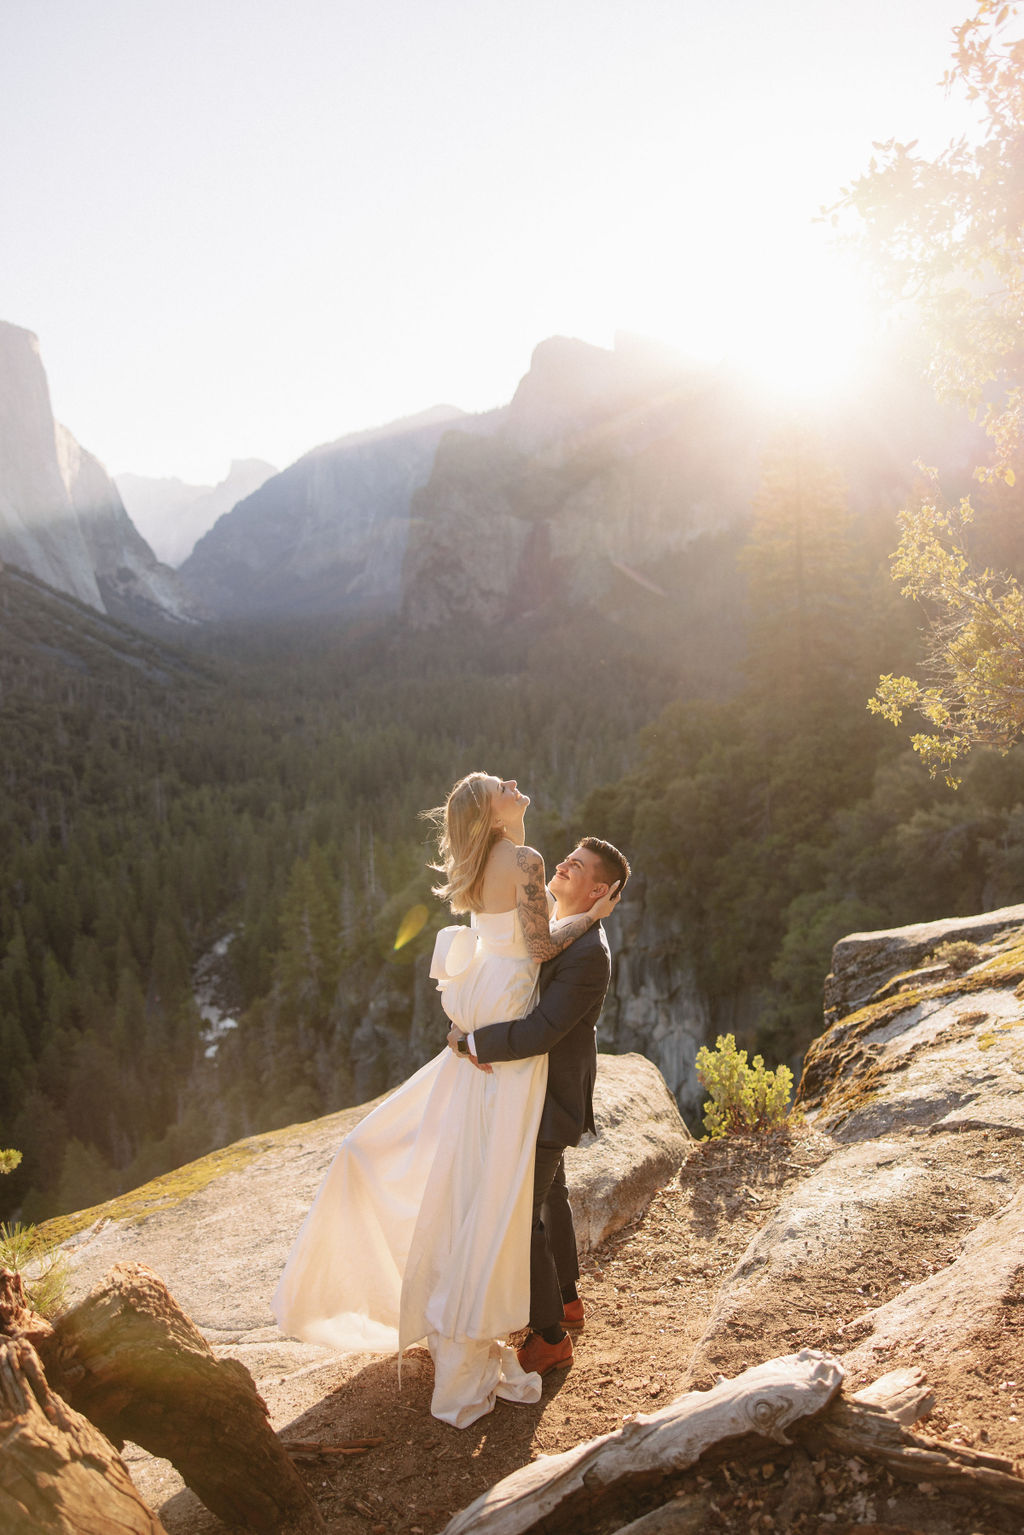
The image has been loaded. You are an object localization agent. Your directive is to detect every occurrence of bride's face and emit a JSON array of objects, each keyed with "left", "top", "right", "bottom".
[{"left": 485, "top": 777, "right": 530, "bottom": 831}]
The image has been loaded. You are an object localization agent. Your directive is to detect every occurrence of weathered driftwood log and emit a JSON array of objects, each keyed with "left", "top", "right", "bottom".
[
  {"left": 796, "top": 1390, "right": 1024, "bottom": 1514},
  {"left": 848, "top": 1365, "right": 935, "bottom": 1426},
  {"left": 40, "top": 1261, "right": 324, "bottom": 1535},
  {"left": 609, "top": 1492, "right": 716, "bottom": 1535},
  {"left": 0, "top": 1336, "right": 166, "bottom": 1535},
  {"left": 443, "top": 1350, "right": 844, "bottom": 1535}
]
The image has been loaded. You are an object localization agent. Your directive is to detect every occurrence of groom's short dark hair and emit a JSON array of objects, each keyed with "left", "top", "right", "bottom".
[{"left": 579, "top": 837, "right": 630, "bottom": 895}]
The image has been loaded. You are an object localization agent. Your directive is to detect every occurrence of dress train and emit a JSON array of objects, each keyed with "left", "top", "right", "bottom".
[{"left": 272, "top": 910, "right": 547, "bottom": 1427}]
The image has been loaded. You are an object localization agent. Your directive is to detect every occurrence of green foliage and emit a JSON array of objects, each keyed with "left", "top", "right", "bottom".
[
  {"left": 0, "top": 571, "right": 673, "bottom": 1221},
  {"left": 869, "top": 492, "right": 1024, "bottom": 782},
  {"left": 930, "top": 939, "right": 983, "bottom": 972},
  {"left": 0, "top": 1220, "right": 69, "bottom": 1317},
  {"left": 695, "top": 1033, "right": 794, "bottom": 1138},
  {"left": 741, "top": 425, "right": 866, "bottom": 710},
  {"left": 833, "top": 4, "right": 1024, "bottom": 777}
]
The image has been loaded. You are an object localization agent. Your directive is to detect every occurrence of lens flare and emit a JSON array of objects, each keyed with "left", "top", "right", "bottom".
[{"left": 394, "top": 904, "right": 429, "bottom": 951}]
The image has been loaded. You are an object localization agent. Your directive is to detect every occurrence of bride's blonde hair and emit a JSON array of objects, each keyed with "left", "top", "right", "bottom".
[{"left": 423, "top": 772, "right": 502, "bottom": 914}]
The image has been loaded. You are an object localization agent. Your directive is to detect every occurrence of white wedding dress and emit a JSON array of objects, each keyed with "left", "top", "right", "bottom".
[{"left": 271, "top": 909, "right": 549, "bottom": 1428}]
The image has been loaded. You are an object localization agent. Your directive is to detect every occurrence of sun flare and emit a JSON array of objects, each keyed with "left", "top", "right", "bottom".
[{"left": 648, "top": 243, "right": 875, "bottom": 407}]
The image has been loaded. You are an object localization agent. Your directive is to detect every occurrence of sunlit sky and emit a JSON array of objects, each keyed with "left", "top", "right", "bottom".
[{"left": 2, "top": 0, "right": 979, "bottom": 485}]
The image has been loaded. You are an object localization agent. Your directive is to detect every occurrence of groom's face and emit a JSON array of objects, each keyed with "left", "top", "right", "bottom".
[{"left": 549, "top": 846, "right": 608, "bottom": 915}]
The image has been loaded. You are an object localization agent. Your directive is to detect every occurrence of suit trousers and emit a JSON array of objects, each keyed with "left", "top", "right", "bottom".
[{"left": 529, "top": 1142, "right": 580, "bottom": 1332}]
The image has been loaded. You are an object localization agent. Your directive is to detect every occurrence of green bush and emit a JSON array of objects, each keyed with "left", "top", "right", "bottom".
[
  {"left": 929, "top": 940, "right": 982, "bottom": 974},
  {"left": 0, "top": 1221, "right": 69, "bottom": 1317},
  {"left": 695, "top": 1033, "right": 794, "bottom": 1138}
]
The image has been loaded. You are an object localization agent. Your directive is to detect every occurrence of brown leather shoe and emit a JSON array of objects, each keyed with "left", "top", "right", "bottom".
[
  {"left": 517, "top": 1330, "right": 573, "bottom": 1376},
  {"left": 562, "top": 1297, "right": 585, "bottom": 1330}
]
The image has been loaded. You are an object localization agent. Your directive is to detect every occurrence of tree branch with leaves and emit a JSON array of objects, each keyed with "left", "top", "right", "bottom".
[
  {"left": 870, "top": 486, "right": 1024, "bottom": 782},
  {"left": 832, "top": 1, "right": 1024, "bottom": 779}
]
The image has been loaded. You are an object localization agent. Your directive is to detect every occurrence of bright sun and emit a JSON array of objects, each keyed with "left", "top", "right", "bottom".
[
  {"left": 646, "top": 242, "right": 875, "bottom": 406},
  {"left": 729, "top": 268, "right": 875, "bottom": 402}
]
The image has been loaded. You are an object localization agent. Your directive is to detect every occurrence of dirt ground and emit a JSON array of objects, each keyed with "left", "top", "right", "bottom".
[{"left": 152, "top": 1127, "right": 1024, "bottom": 1535}]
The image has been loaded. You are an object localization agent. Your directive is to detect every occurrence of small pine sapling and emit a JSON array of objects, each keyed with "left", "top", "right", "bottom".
[
  {"left": 0, "top": 1148, "right": 69, "bottom": 1316},
  {"left": 695, "top": 1033, "right": 794, "bottom": 1138}
]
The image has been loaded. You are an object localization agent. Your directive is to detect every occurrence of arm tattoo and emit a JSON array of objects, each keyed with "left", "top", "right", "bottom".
[{"left": 514, "top": 847, "right": 595, "bottom": 961}]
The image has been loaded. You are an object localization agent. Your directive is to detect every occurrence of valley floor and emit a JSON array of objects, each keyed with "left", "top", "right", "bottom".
[{"left": 133, "top": 1125, "right": 1023, "bottom": 1535}]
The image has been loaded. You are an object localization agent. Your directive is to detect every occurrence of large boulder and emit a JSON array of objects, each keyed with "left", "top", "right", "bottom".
[
  {"left": 820, "top": 902, "right": 1024, "bottom": 1026},
  {"left": 685, "top": 907, "right": 1024, "bottom": 1404},
  {"left": 567, "top": 1052, "right": 693, "bottom": 1254}
]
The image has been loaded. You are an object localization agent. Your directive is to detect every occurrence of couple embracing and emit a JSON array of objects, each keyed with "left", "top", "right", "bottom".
[{"left": 273, "top": 772, "right": 630, "bottom": 1429}]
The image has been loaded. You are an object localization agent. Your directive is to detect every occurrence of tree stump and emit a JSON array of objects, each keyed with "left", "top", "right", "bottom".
[
  {"left": 40, "top": 1261, "right": 324, "bottom": 1535},
  {"left": 0, "top": 1336, "right": 167, "bottom": 1534},
  {"left": 0, "top": 1265, "right": 53, "bottom": 1350}
]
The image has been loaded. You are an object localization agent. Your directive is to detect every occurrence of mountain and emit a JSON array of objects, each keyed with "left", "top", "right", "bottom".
[
  {"left": 0, "top": 321, "right": 199, "bottom": 626},
  {"left": 175, "top": 327, "right": 981, "bottom": 642},
  {"left": 400, "top": 332, "right": 985, "bottom": 633},
  {"left": 178, "top": 406, "right": 467, "bottom": 617},
  {"left": 401, "top": 336, "right": 762, "bottom": 632},
  {"left": 115, "top": 459, "right": 278, "bottom": 567}
]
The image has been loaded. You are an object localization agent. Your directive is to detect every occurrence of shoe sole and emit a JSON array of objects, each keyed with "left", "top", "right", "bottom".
[
  {"left": 538, "top": 1353, "right": 573, "bottom": 1375},
  {"left": 519, "top": 1346, "right": 574, "bottom": 1376}
]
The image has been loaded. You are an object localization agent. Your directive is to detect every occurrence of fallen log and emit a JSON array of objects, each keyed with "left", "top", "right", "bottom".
[
  {"left": 796, "top": 1392, "right": 1024, "bottom": 1514},
  {"left": 443, "top": 1349, "right": 844, "bottom": 1535},
  {"left": 40, "top": 1261, "right": 324, "bottom": 1534},
  {"left": 848, "top": 1364, "right": 935, "bottom": 1426},
  {"left": 609, "top": 1492, "right": 716, "bottom": 1535},
  {"left": 0, "top": 1336, "right": 166, "bottom": 1534}
]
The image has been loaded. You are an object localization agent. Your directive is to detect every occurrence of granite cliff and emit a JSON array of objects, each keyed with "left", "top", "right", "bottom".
[
  {"left": 116, "top": 460, "right": 278, "bottom": 568},
  {"left": 400, "top": 337, "right": 760, "bottom": 632},
  {"left": 178, "top": 407, "right": 467, "bottom": 618},
  {"left": 134, "top": 329, "right": 982, "bottom": 641},
  {"left": 0, "top": 322, "right": 198, "bottom": 626},
  {"left": 399, "top": 333, "right": 983, "bottom": 638}
]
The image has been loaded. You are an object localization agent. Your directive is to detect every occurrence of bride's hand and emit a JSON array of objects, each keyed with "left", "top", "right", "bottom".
[
  {"left": 591, "top": 880, "right": 622, "bottom": 922},
  {"left": 446, "top": 1024, "right": 493, "bottom": 1072}
]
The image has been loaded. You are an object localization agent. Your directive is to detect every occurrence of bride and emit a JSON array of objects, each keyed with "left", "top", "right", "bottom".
[{"left": 271, "top": 771, "right": 618, "bottom": 1428}]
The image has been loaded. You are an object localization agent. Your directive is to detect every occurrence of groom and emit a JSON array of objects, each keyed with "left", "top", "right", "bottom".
[{"left": 446, "top": 836, "right": 630, "bottom": 1377}]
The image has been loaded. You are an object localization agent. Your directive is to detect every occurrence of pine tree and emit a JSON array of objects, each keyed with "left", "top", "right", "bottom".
[{"left": 740, "top": 424, "right": 865, "bottom": 713}]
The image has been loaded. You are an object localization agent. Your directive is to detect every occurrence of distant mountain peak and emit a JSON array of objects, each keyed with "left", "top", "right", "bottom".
[
  {"left": 116, "top": 459, "right": 279, "bottom": 567},
  {"left": 0, "top": 320, "right": 198, "bottom": 625}
]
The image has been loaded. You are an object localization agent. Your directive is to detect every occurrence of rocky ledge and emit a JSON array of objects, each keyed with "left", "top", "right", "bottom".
[{"left": 26, "top": 908, "right": 1024, "bottom": 1534}]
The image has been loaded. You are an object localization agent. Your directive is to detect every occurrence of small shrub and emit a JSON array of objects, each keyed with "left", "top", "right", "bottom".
[
  {"left": 695, "top": 1032, "right": 794, "bottom": 1138},
  {"left": 0, "top": 1221, "right": 69, "bottom": 1318},
  {"left": 930, "top": 940, "right": 982, "bottom": 974}
]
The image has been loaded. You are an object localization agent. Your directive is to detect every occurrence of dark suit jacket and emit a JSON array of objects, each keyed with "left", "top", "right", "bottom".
[{"left": 472, "top": 922, "right": 611, "bottom": 1148}]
